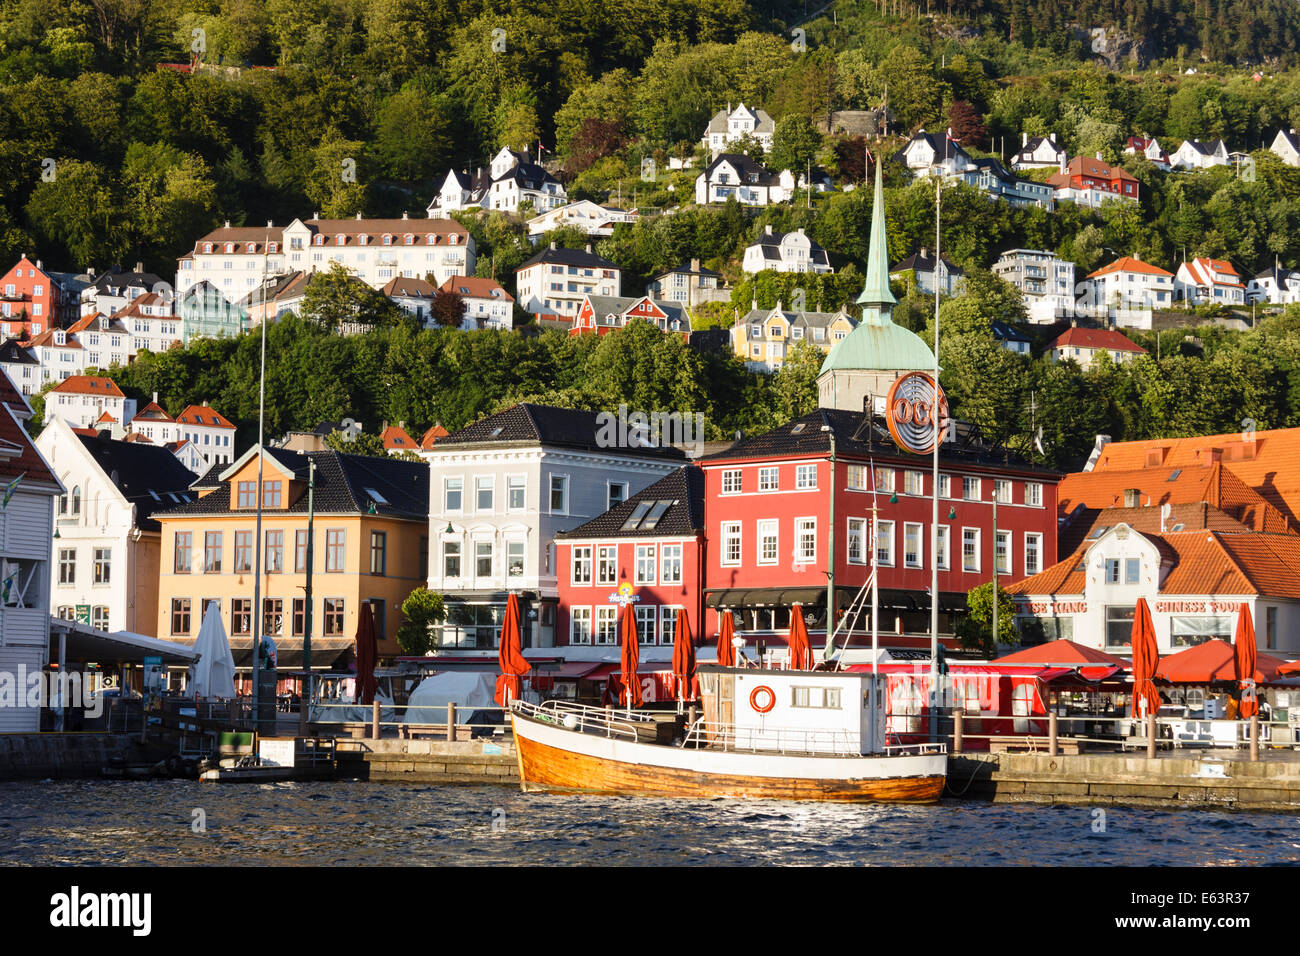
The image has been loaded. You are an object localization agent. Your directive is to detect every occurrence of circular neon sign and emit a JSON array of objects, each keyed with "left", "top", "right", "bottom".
[{"left": 886, "top": 372, "right": 948, "bottom": 455}]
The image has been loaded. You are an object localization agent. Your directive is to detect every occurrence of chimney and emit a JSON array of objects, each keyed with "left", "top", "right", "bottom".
[
  {"left": 267, "top": 220, "right": 273, "bottom": 228},
  {"left": 402, "top": 211, "right": 409, "bottom": 220},
  {"left": 1123, "top": 488, "right": 1140, "bottom": 508},
  {"left": 765, "top": 225, "right": 773, "bottom": 235},
  {"left": 135, "top": 262, "right": 143, "bottom": 273},
  {"left": 1049, "top": 132, "right": 1056, "bottom": 144},
  {"left": 585, "top": 243, "right": 592, "bottom": 254},
  {"left": 356, "top": 212, "right": 362, "bottom": 220},
  {"left": 152, "top": 391, "right": 158, "bottom": 404},
  {"left": 88, "top": 267, "right": 95, "bottom": 277},
  {"left": 36, "top": 259, "right": 42, "bottom": 270},
  {"left": 1082, "top": 434, "right": 1111, "bottom": 472},
  {"left": 550, "top": 242, "right": 557, "bottom": 250},
  {"left": 1022, "top": 132, "right": 1028, "bottom": 146},
  {"left": 690, "top": 258, "right": 700, "bottom": 272},
  {"left": 224, "top": 220, "right": 231, "bottom": 228},
  {"left": 313, "top": 211, "right": 319, "bottom": 220},
  {"left": 1095, "top": 152, "right": 1103, "bottom": 161}
]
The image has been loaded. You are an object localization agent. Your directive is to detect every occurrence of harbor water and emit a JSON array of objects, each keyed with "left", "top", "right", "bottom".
[{"left": 4, "top": 780, "right": 1300, "bottom": 865}]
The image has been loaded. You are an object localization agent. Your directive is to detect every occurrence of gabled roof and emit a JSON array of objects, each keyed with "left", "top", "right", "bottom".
[
  {"left": 419, "top": 423, "right": 450, "bottom": 449},
  {"left": 0, "top": 339, "right": 37, "bottom": 366},
  {"left": 74, "top": 430, "right": 201, "bottom": 530},
  {"left": 1049, "top": 327, "right": 1147, "bottom": 353},
  {"left": 1179, "top": 138, "right": 1227, "bottom": 156},
  {"left": 891, "top": 129, "right": 972, "bottom": 168},
  {"left": 1180, "top": 257, "right": 1244, "bottom": 289},
  {"left": 437, "top": 276, "right": 513, "bottom": 302},
  {"left": 83, "top": 268, "right": 165, "bottom": 295},
  {"left": 518, "top": 246, "right": 619, "bottom": 272},
  {"left": 176, "top": 405, "right": 235, "bottom": 429},
  {"left": 0, "top": 401, "right": 58, "bottom": 489},
  {"left": 557, "top": 466, "right": 705, "bottom": 540},
  {"left": 1048, "top": 156, "right": 1139, "bottom": 185},
  {"left": 891, "top": 249, "right": 964, "bottom": 276},
  {"left": 1013, "top": 135, "right": 1067, "bottom": 159},
  {"left": 132, "top": 401, "right": 173, "bottom": 423},
  {"left": 656, "top": 261, "right": 722, "bottom": 279},
  {"left": 381, "top": 423, "right": 415, "bottom": 451},
  {"left": 435, "top": 403, "right": 685, "bottom": 460},
  {"left": 235, "top": 271, "right": 308, "bottom": 309},
  {"left": 380, "top": 275, "right": 437, "bottom": 298},
  {"left": 1252, "top": 266, "right": 1300, "bottom": 286},
  {"left": 580, "top": 295, "right": 690, "bottom": 331},
  {"left": 990, "top": 320, "right": 1031, "bottom": 343},
  {"left": 0, "top": 366, "right": 29, "bottom": 417},
  {"left": 1087, "top": 257, "right": 1173, "bottom": 279},
  {"left": 701, "top": 153, "right": 779, "bottom": 186},
  {"left": 50, "top": 375, "right": 125, "bottom": 397},
  {"left": 704, "top": 103, "right": 775, "bottom": 137},
  {"left": 159, "top": 447, "right": 429, "bottom": 521}
]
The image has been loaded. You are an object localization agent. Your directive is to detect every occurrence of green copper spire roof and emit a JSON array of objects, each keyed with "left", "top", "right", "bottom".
[{"left": 855, "top": 157, "right": 897, "bottom": 314}]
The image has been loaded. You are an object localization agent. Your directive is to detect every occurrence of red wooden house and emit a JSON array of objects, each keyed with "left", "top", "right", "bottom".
[
  {"left": 0, "top": 256, "right": 75, "bottom": 340},
  {"left": 569, "top": 294, "right": 692, "bottom": 340}
]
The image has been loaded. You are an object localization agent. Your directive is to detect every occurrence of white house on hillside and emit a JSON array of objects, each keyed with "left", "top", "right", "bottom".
[
  {"left": 701, "top": 103, "right": 775, "bottom": 154},
  {"left": 526, "top": 201, "right": 637, "bottom": 241},
  {"left": 1247, "top": 265, "right": 1300, "bottom": 304},
  {"left": 1174, "top": 257, "right": 1245, "bottom": 305},
  {"left": 993, "top": 249, "right": 1077, "bottom": 323},
  {"left": 742, "top": 227, "right": 833, "bottom": 275},
  {"left": 515, "top": 244, "right": 621, "bottom": 319},
  {"left": 44, "top": 376, "right": 137, "bottom": 430},
  {"left": 1010, "top": 133, "right": 1067, "bottom": 170},
  {"left": 1081, "top": 257, "right": 1175, "bottom": 328},
  {"left": 1269, "top": 129, "right": 1300, "bottom": 167},
  {"left": 695, "top": 154, "right": 790, "bottom": 206},
  {"left": 1170, "top": 139, "right": 1229, "bottom": 170},
  {"left": 891, "top": 129, "right": 975, "bottom": 177},
  {"left": 427, "top": 148, "right": 567, "bottom": 216}
]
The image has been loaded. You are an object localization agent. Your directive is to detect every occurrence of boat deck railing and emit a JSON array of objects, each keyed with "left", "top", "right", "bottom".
[
  {"left": 683, "top": 719, "right": 947, "bottom": 758},
  {"left": 513, "top": 699, "right": 652, "bottom": 742}
]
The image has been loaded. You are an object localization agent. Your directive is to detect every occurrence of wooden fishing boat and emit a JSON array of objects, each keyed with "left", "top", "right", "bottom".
[{"left": 511, "top": 665, "right": 946, "bottom": 803}]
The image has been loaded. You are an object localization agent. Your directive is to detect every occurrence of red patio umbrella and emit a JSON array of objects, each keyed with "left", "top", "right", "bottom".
[
  {"left": 716, "top": 610, "right": 736, "bottom": 667},
  {"left": 993, "top": 639, "right": 1128, "bottom": 682},
  {"left": 1129, "top": 597, "right": 1162, "bottom": 719},
  {"left": 619, "top": 607, "right": 643, "bottom": 709},
  {"left": 671, "top": 611, "right": 695, "bottom": 703},
  {"left": 1157, "top": 639, "right": 1287, "bottom": 683},
  {"left": 1234, "top": 603, "right": 1259, "bottom": 719},
  {"left": 786, "top": 603, "right": 812, "bottom": 671},
  {"left": 494, "top": 592, "right": 531, "bottom": 707},
  {"left": 355, "top": 600, "right": 378, "bottom": 706}
]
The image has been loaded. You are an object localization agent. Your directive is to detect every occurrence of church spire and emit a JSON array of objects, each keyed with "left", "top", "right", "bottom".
[{"left": 856, "top": 154, "right": 897, "bottom": 323}]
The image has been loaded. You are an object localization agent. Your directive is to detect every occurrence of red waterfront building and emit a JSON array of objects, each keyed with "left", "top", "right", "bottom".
[
  {"left": 0, "top": 255, "right": 76, "bottom": 339},
  {"left": 554, "top": 466, "right": 706, "bottom": 661}
]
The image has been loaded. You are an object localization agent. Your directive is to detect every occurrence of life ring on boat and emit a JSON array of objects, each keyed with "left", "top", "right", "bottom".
[{"left": 750, "top": 685, "right": 776, "bottom": 714}]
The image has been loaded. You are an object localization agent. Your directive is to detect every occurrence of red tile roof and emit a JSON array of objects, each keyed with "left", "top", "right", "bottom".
[
  {"left": 437, "top": 275, "right": 514, "bottom": 302},
  {"left": 1050, "top": 327, "right": 1148, "bottom": 353},
  {"left": 132, "top": 401, "right": 173, "bottom": 422},
  {"left": 50, "top": 375, "right": 124, "bottom": 397},
  {"left": 0, "top": 367, "right": 28, "bottom": 415},
  {"left": 176, "top": 405, "right": 235, "bottom": 429},
  {"left": 1092, "top": 428, "right": 1300, "bottom": 525},
  {"left": 381, "top": 424, "right": 416, "bottom": 451},
  {"left": 0, "top": 405, "right": 57, "bottom": 487},
  {"left": 1087, "top": 257, "right": 1173, "bottom": 279},
  {"left": 420, "top": 423, "right": 450, "bottom": 449}
]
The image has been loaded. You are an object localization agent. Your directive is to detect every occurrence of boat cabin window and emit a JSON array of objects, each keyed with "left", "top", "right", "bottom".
[{"left": 791, "top": 686, "right": 841, "bottom": 709}]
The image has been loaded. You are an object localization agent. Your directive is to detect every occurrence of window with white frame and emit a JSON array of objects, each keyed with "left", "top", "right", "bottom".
[
  {"left": 875, "top": 468, "right": 895, "bottom": 493},
  {"left": 444, "top": 477, "right": 463, "bottom": 512},
  {"left": 572, "top": 546, "right": 592, "bottom": 584},
  {"left": 796, "top": 518, "right": 817, "bottom": 562},
  {"left": 936, "top": 525, "right": 950, "bottom": 570},
  {"left": 847, "top": 517, "right": 866, "bottom": 563},
  {"left": 796, "top": 463, "right": 817, "bottom": 489},
  {"left": 904, "top": 523, "right": 923, "bottom": 568},
  {"left": 660, "top": 544, "right": 683, "bottom": 583},
  {"left": 757, "top": 520, "right": 778, "bottom": 564},
  {"left": 475, "top": 541, "right": 493, "bottom": 577},
  {"left": 549, "top": 474, "right": 569, "bottom": 514},
  {"left": 635, "top": 544, "right": 656, "bottom": 584},
  {"left": 962, "top": 476, "right": 981, "bottom": 500},
  {"left": 596, "top": 546, "right": 617, "bottom": 585},
  {"left": 507, "top": 475, "right": 526, "bottom": 511},
  {"left": 595, "top": 606, "right": 617, "bottom": 644},
  {"left": 939, "top": 474, "right": 952, "bottom": 498},
  {"left": 636, "top": 605, "right": 657, "bottom": 644},
  {"left": 721, "top": 522, "right": 742, "bottom": 565},
  {"left": 995, "top": 530, "right": 1011, "bottom": 575},
  {"left": 846, "top": 464, "right": 867, "bottom": 490},
  {"left": 442, "top": 540, "right": 461, "bottom": 577},
  {"left": 757, "top": 466, "right": 778, "bottom": 491},
  {"left": 570, "top": 607, "right": 592, "bottom": 644},
  {"left": 659, "top": 606, "right": 680, "bottom": 644},
  {"left": 1024, "top": 533, "right": 1042, "bottom": 576},
  {"left": 1026, "top": 482, "right": 1043, "bottom": 507},
  {"left": 608, "top": 482, "right": 628, "bottom": 509},
  {"left": 875, "top": 519, "right": 894, "bottom": 566},
  {"left": 507, "top": 540, "right": 525, "bottom": 576},
  {"left": 904, "top": 471, "right": 924, "bottom": 496},
  {"left": 994, "top": 479, "right": 1012, "bottom": 504},
  {"left": 475, "top": 476, "right": 494, "bottom": 512},
  {"left": 721, "top": 470, "right": 742, "bottom": 494},
  {"left": 962, "top": 528, "right": 980, "bottom": 572}
]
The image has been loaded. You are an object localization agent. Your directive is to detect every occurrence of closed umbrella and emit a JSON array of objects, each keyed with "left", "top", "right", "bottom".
[
  {"left": 355, "top": 601, "right": 378, "bottom": 706},
  {"left": 190, "top": 601, "right": 237, "bottom": 699},
  {"left": 787, "top": 604, "right": 811, "bottom": 671},
  {"left": 1234, "top": 603, "right": 1258, "bottom": 720},
  {"left": 619, "top": 607, "right": 642, "bottom": 709},
  {"left": 671, "top": 611, "right": 695, "bottom": 706},
  {"left": 716, "top": 610, "right": 736, "bottom": 667},
  {"left": 494, "top": 592, "right": 531, "bottom": 707},
  {"left": 1129, "top": 597, "right": 1162, "bottom": 719}
]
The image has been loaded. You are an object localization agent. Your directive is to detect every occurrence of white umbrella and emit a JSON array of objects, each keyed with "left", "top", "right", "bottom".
[{"left": 190, "top": 602, "right": 237, "bottom": 699}]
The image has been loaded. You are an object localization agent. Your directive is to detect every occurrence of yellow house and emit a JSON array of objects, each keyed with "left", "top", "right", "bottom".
[
  {"left": 731, "top": 304, "right": 857, "bottom": 372},
  {"left": 154, "top": 445, "right": 429, "bottom": 663}
]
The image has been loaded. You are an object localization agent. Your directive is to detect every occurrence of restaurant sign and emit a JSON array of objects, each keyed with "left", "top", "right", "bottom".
[
  {"left": 1154, "top": 600, "right": 1242, "bottom": 615},
  {"left": 886, "top": 372, "right": 949, "bottom": 455},
  {"left": 1019, "top": 601, "right": 1087, "bottom": 615},
  {"left": 608, "top": 581, "right": 640, "bottom": 607}
]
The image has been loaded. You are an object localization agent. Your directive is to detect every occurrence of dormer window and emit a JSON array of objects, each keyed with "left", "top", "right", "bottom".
[
  {"left": 383, "top": 235, "right": 393, "bottom": 245},
  {"left": 404, "top": 234, "right": 413, "bottom": 245},
  {"left": 224, "top": 243, "right": 234, "bottom": 253},
  {"left": 359, "top": 235, "right": 369, "bottom": 245},
  {"left": 203, "top": 243, "right": 213, "bottom": 253},
  {"left": 314, "top": 235, "right": 324, "bottom": 245},
  {"left": 246, "top": 243, "right": 256, "bottom": 253},
  {"left": 426, "top": 234, "right": 435, "bottom": 244},
  {"left": 449, "top": 234, "right": 458, "bottom": 245},
  {"left": 336, "top": 234, "right": 345, "bottom": 245},
  {"left": 268, "top": 242, "right": 278, "bottom": 253}
]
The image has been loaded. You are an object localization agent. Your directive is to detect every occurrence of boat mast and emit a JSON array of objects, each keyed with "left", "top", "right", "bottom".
[
  {"left": 251, "top": 228, "right": 269, "bottom": 736},
  {"left": 930, "top": 178, "right": 942, "bottom": 742}
]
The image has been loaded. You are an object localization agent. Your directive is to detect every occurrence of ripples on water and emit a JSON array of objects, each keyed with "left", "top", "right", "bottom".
[{"left": 3, "top": 780, "right": 1300, "bottom": 865}]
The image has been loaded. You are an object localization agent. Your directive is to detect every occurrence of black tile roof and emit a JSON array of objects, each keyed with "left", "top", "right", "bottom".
[
  {"left": 160, "top": 449, "right": 429, "bottom": 521},
  {"left": 704, "top": 153, "right": 779, "bottom": 186},
  {"left": 892, "top": 131, "right": 972, "bottom": 167},
  {"left": 437, "top": 403, "right": 686, "bottom": 459},
  {"left": 190, "top": 461, "right": 225, "bottom": 491},
  {"left": 700, "top": 407, "right": 1059, "bottom": 475},
  {"left": 557, "top": 466, "right": 705, "bottom": 539},
  {"left": 76, "top": 433, "right": 203, "bottom": 531},
  {"left": 518, "top": 246, "right": 619, "bottom": 271},
  {"left": 0, "top": 339, "right": 36, "bottom": 365}
]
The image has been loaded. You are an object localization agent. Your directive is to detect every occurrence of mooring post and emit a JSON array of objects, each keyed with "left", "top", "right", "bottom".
[
  {"left": 1250, "top": 715, "right": 1260, "bottom": 762},
  {"left": 371, "top": 699, "right": 380, "bottom": 740},
  {"left": 952, "top": 709, "right": 963, "bottom": 755},
  {"left": 1048, "top": 710, "right": 1058, "bottom": 757},
  {"left": 1146, "top": 711, "right": 1157, "bottom": 759},
  {"left": 447, "top": 702, "right": 457, "bottom": 743}
]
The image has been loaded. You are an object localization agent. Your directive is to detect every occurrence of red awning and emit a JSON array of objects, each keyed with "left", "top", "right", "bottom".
[
  {"left": 1155, "top": 639, "right": 1288, "bottom": 684},
  {"left": 537, "top": 661, "right": 607, "bottom": 679}
]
